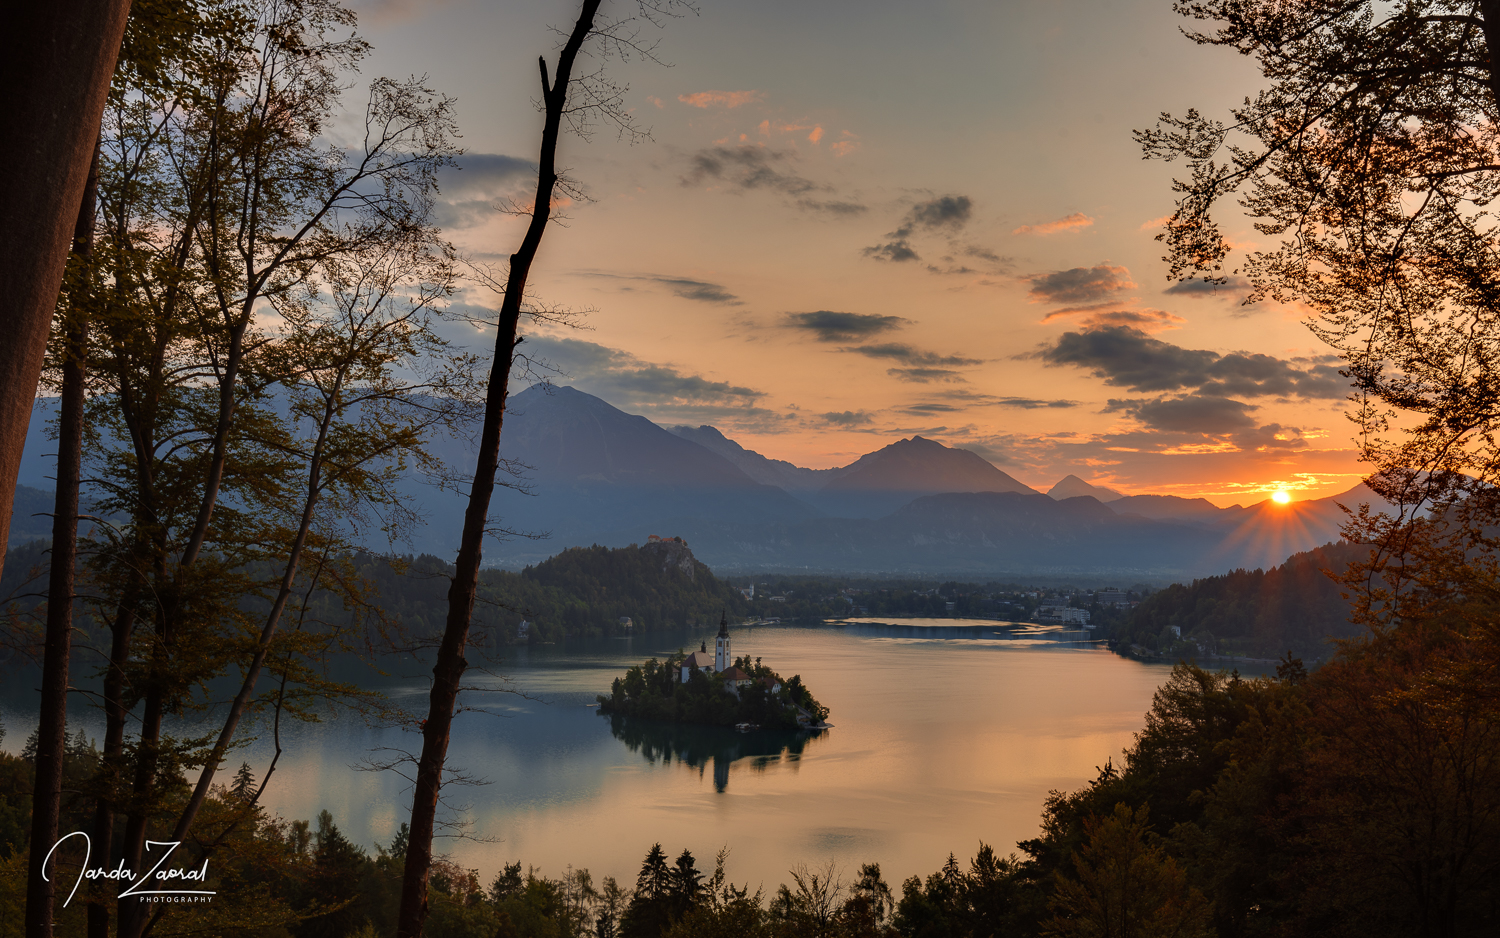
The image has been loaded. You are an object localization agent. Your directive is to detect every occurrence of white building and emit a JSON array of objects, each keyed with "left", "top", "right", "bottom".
[
  {"left": 1037, "top": 605, "right": 1090, "bottom": 625},
  {"left": 681, "top": 612, "right": 735, "bottom": 683}
]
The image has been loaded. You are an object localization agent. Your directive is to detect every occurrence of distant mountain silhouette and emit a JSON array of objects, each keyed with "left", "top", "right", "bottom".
[
  {"left": 397, "top": 384, "right": 822, "bottom": 561},
  {"left": 8, "top": 386, "right": 1396, "bottom": 577},
  {"left": 669, "top": 424, "right": 842, "bottom": 493},
  {"left": 6, "top": 484, "right": 55, "bottom": 546},
  {"left": 1109, "top": 493, "right": 1229, "bottom": 522},
  {"left": 810, "top": 435, "right": 1037, "bottom": 518},
  {"left": 1047, "top": 474, "right": 1124, "bottom": 502}
]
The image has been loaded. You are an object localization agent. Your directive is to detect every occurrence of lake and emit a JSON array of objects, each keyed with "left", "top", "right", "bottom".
[{"left": 0, "top": 620, "right": 1178, "bottom": 894}]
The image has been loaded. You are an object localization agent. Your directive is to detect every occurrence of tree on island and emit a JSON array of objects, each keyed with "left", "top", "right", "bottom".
[{"left": 599, "top": 652, "right": 829, "bottom": 728}]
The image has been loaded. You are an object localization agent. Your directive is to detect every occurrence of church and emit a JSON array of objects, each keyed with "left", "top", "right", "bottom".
[{"left": 680, "top": 613, "right": 752, "bottom": 689}]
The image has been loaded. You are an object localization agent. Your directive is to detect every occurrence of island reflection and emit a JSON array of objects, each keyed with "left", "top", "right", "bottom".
[{"left": 603, "top": 713, "right": 828, "bottom": 792}]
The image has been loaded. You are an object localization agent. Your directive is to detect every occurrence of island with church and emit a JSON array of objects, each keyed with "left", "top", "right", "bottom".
[{"left": 596, "top": 614, "right": 831, "bottom": 730}]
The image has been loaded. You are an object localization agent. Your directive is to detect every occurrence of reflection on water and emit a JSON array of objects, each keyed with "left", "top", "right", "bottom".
[
  {"left": 605, "top": 713, "right": 828, "bottom": 792},
  {"left": 0, "top": 622, "right": 1179, "bottom": 892}
]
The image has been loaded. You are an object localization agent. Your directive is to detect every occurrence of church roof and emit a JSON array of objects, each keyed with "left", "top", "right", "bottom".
[
  {"left": 683, "top": 650, "right": 715, "bottom": 668},
  {"left": 717, "top": 609, "right": 729, "bottom": 638}
]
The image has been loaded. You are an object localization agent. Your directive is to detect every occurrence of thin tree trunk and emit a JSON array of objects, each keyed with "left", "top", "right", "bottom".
[
  {"left": 0, "top": 0, "right": 130, "bottom": 581},
  {"left": 162, "top": 376, "right": 344, "bottom": 852},
  {"left": 394, "top": 4, "right": 601, "bottom": 935},
  {"left": 88, "top": 602, "right": 134, "bottom": 938},
  {"left": 24, "top": 142, "right": 97, "bottom": 938}
]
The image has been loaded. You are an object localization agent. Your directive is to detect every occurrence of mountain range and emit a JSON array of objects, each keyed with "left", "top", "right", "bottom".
[{"left": 8, "top": 385, "right": 1387, "bottom": 577}]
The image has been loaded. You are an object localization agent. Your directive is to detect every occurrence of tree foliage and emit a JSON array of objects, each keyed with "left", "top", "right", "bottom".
[{"left": 1139, "top": 0, "right": 1500, "bottom": 599}]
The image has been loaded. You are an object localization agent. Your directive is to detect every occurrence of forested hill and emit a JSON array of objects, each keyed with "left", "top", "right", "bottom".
[
  {"left": 353, "top": 537, "right": 747, "bottom": 645},
  {"left": 1113, "top": 541, "right": 1369, "bottom": 660}
]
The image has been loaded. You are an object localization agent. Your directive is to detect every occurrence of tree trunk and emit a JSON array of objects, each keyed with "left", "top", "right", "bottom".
[
  {"left": 88, "top": 603, "right": 134, "bottom": 938},
  {"left": 24, "top": 142, "right": 97, "bottom": 938},
  {"left": 393, "top": 3, "right": 601, "bottom": 935},
  {"left": 0, "top": 0, "right": 130, "bottom": 581}
]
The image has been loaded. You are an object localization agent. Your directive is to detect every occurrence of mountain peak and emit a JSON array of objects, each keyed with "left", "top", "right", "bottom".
[
  {"left": 1048, "top": 474, "right": 1124, "bottom": 502},
  {"left": 822, "top": 436, "right": 1036, "bottom": 501}
]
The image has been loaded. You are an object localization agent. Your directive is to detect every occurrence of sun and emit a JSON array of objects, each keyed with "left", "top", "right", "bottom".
[{"left": 1272, "top": 490, "right": 1291, "bottom": 504}]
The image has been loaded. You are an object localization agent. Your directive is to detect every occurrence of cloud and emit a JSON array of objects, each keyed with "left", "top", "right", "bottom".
[
  {"left": 907, "top": 388, "right": 1078, "bottom": 411},
  {"left": 995, "top": 397, "right": 1079, "bottom": 409},
  {"left": 512, "top": 336, "right": 793, "bottom": 431},
  {"left": 906, "top": 196, "right": 973, "bottom": 231},
  {"left": 830, "top": 132, "right": 861, "bottom": 157},
  {"left": 1028, "top": 264, "right": 1136, "bottom": 305},
  {"left": 682, "top": 145, "right": 864, "bottom": 214},
  {"left": 683, "top": 146, "right": 820, "bottom": 195},
  {"left": 864, "top": 239, "right": 921, "bottom": 262},
  {"left": 1034, "top": 326, "right": 1348, "bottom": 399},
  {"left": 863, "top": 195, "right": 974, "bottom": 264},
  {"left": 432, "top": 153, "right": 534, "bottom": 229},
  {"left": 784, "top": 311, "right": 909, "bottom": 342},
  {"left": 841, "top": 343, "right": 985, "bottom": 367},
  {"left": 820, "top": 410, "right": 874, "bottom": 426},
  {"left": 1040, "top": 303, "right": 1185, "bottom": 333},
  {"left": 1013, "top": 212, "right": 1094, "bottom": 236},
  {"left": 798, "top": 199, "right": 867, "bottom": 215},
  {"left": 1106, "top": 395, "right": 1310, "bottom": 451},
  {"left": 1111, "top": 395, "right": 1260, "bottom": 433},
  {"left": 888, "top": 367, "right": 967, "bottom": 383},
  {"left": 1163, "top": 276, "right": 1253, "bottom": 298},
  {"left": 575, "top": 271, "right": 742, "bottom": 305},
  {"left": 678, "top": 90, "right": 765, "bottom": 108}
]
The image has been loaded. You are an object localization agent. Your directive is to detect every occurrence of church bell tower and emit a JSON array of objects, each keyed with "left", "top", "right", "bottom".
[{"left": 715, "top": 610, "right": 730, "bottom": 672}]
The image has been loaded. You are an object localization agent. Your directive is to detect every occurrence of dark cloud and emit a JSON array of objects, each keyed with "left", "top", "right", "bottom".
[
  {"left": 509, "top": 336, "right": 794, "bottom": 431},
  {"left": 432, "top": 153, "right": 534, "bottom": 229},
  {"left": 1029, "top": 264, "right": 1136, "bottom": 305},
  {"left": 784, "top": 311, "right": 910, "bottom": 342},
  {"left": 1163, "top": 276, "right": 1252, "bottom": 297},
  {"left": 682, "top": 146, "right": 864, "bottom": 215},
  {"left": 995, "top": 397, "right": 1078, "bottom": 409},
  {"left": 888, "top": 367, "right": 967, "bottom": 383},
  {"left": 1110, "top": 395, "right": 1260, "bottom": 434},
  {"left": 863, "top": 239, "right": 921, "bottom": 262},
  {"left": 906, "top": 195, "right": 972, "bottom": 231},
  {"left": 843, "top": 343, "right": 985, "bottom": 367},
  {"left": 902, "top": 402, "right": 962, "bottom": 414},
  {"left": 963, "top": 245, "right": 1009, "bottom": 264},
  {"left": 797, "top": 199, "right": 868, "bottom": 215},
  {"left": 864, "top": 194, "right": 974, "bottom": 263},
  {"left": 820, "top": 410, "right": 874, "bottom": 426},
  {"left": 683, "top": 145, "right": 821, "bottom": 195},
  {"left": 652, "top": 277, "right": 740, "bottom": 304},
  {"left": 1040, "top": 304, "right": 1185, "bottom": 333},
  {"left": 517, "top": 337, "right": 762, "bottom": 402},
  {"left": 1035, "top": 326, "right": 1347, "bottom": 399},
  {"left": 576, "top": 271, "right": 741, "bottom": 305}
]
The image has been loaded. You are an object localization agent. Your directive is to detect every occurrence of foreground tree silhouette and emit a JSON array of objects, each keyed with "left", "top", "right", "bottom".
[
  {"left": 394, "top": 2, "right": 689, "bottom": 934},
  {"left": 1045, "top": 803, "right": 1213, "bottom": 938},
  {"left": 1140, "top": 0, "right": 1500, "bottom": 589},
  {"left": 0, "top": 0, "right": 131, "bottom": 585}
]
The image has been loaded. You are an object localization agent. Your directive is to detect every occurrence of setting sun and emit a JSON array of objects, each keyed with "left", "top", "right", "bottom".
[{"left": 1272, "top": 490, "right": 1292, "bottom": 504}]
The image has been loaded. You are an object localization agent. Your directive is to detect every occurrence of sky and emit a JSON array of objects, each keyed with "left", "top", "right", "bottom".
[{"left": 339, "top": 0, "right": 1365, "bottom": 506}]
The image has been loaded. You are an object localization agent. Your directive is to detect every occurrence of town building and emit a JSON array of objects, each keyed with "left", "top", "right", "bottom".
[{"left": 1037, "top": 605, "right": 1090, "bottom": 625}]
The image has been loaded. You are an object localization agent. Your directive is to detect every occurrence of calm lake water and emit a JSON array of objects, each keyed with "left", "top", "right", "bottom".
[{"left": 1, "top": 621, "right": 1178, "bottom": 893}]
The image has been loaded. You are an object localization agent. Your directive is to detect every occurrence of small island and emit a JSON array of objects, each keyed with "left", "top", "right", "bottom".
[{"left": 597, "top": 615, "right": 830, "bottom": 729}]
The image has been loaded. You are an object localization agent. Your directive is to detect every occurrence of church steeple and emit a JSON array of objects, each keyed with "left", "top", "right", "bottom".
[{"left": 714, "top": 609, "right": 730, "bottom": 672}]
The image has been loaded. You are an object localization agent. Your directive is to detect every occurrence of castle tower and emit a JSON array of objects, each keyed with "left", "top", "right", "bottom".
[{"left": 715, "top": 610, "right": 730, "bottom": 672}]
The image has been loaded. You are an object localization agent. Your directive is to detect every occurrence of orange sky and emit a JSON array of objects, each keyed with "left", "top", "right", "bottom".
[{"left": 343, "top": 0, "right": 1365, "bottom": 507}]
